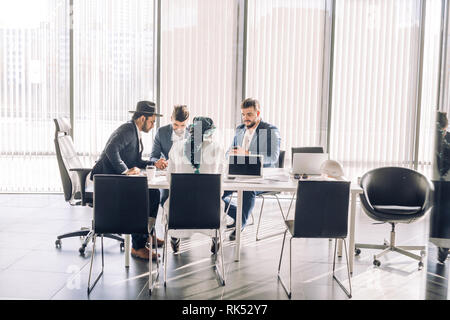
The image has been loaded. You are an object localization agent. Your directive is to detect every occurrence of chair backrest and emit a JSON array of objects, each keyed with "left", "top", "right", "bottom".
[
  {"left": 54, "top": 118, "right": 83, "bottom": 202},
  {"left": 93, "top": 174, "right": 149, "bottom": 235},
  {"left": 278, "top": 150, "right": 286, "bottom": 168},
  {"left": 360, "top": 167, "right": 431, "bottom": 208},
  {"left": 168, "top": 173, "right": 221, "bottom": 230},
  {"left": 291, "top": 146, "right": 324, "bottom": 165},
  {"left": 293, "top": 180, "right": 350, "bottom": 238}
]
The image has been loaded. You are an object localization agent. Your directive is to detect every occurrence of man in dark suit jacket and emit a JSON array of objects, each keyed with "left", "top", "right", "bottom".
[
  {"left": 223, "top": 98, "right": 281, "bottom": 240},
  {"left": 90, "top": 101, "right": 163, "bottom": 260}
]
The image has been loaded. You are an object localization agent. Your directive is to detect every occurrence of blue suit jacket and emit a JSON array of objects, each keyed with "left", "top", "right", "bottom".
[
  {"left": 230, "top": 120, "right": 281, "bottom": 168},
  {"left": 150, "top": 124, "right": 188, "bottom": 162},
  {"left": 90, "top": 121, "right": 153, "bottom": 179}
]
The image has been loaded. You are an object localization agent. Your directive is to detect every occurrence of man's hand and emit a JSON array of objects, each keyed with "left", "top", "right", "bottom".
[
  {"left": 155, "top": 158, "right": 168, "bottom": 170},
  {"left": 229, "top": 146, "right": 249, "bottom": 155},
  {"left": 125, "top": 167, "right": 140, "bottom": 175}
]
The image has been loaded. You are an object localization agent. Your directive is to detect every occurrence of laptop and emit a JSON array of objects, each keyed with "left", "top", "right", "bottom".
[
  {"left": 227, "top": 154, "right": 264, "bottom": 179},
  {"left": 292, "top": 153, "right": 328, "bottom": 175}
]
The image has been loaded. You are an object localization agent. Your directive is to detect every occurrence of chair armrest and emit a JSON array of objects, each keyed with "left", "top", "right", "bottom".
[
  {"left": 70, "top": 168, "right": 92, "bottom": 206},
  {"left": 359, "top": 189, "right": 376, "bottom": 213},
  {"left": 422, "top": 178, "right": 434, "bottom": 212}
]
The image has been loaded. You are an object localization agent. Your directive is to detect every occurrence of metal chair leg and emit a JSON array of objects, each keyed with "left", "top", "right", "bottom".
[
  {"left": 285, "top": 193, "right": 296, "bottom": 220},
  {"left": 87, "top": 234, "right": 104, "bottom": 295},
  {"left": 256, "top": 195, "right": 286, "bottom": 241},
  {"left": 163, "top": 225, "right": 168, "bottom": 287},
  {"left": 255, "top": 196, "right": 265, "bottom": 240},
  {"left": 148, "top": 229, "right": 153, "bottom": 295},
  {"left": 214, "top": 229, "right": 226, "bottom": 286},
  {"left": 332, "top": 238, "right": 352, "bottom": 298},
  {"left": 274, "top": 194, "right": 286, "bottom": 220},
  {"left": 277, "top": 229, "right": 291, "bottom": 298}
]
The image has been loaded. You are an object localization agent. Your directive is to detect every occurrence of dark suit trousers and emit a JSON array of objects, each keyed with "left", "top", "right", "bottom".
[
  {"left": 222, "top": 190, "right": 265, "bottom": 228},
  {"left": 132, "top": 189, "right": 160, "bottom": 250}
]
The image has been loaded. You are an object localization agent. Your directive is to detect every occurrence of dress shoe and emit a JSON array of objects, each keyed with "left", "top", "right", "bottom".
[
  {"left": 131, "top": 247, "right": 159, "bottom": 261},
  {"left": 438, "top": 247, "right": 449, "bottom": 264},
  {"left": 229, "top": 229, "right": 244, "bottom": 241},
  {"left": 210, "top": 238, "right": 220, "bottom": 254},
  {"left": 171, "top": 237, "right": 180, "bottom": 253},
  {"left": 148, "top": 235, "right": 164, "bottom": 248},
  {"left": 226, "top": 222, "right": 236, "bottom": 229}
]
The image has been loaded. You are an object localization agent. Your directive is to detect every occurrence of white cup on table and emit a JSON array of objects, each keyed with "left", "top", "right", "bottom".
[{"left": 146, "top": 165, "right": 156, "bottom": 181}]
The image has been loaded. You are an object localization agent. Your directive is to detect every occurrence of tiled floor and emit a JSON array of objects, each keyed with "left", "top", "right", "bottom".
[{"left": 0, "top": 193, "right": 448, "bottom": 300}]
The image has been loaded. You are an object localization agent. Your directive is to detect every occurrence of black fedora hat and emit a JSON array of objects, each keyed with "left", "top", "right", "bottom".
[{"left": 129, "top": 101, "right": 163, "bottom": 117}]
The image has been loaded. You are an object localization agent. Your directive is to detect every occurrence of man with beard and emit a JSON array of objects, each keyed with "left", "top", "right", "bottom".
[
  {"left": 223, "top": 98, "right": 281, "bottom": 240},
  {"left": 150, "top": 105, "right": 190, "bottom": 252},
  {"left": 90, "top": 101, "right": 163, "bottom": 260}
]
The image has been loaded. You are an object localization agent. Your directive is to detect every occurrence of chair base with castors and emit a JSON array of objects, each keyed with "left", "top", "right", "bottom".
[
  {"left": 356, "top": 223, "right": 426, "bottom": 270},
  {"left": 55, "top": 228, "right": 125, "bottom": 256}
]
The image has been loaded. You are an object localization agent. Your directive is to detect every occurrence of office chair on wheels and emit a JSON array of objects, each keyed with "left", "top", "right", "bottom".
[
  {"left": 53, "top": 118, "right": 124, "bottom": 255},
  {"left": 355, "top": 167, "right": 433, "bottom": 270}
]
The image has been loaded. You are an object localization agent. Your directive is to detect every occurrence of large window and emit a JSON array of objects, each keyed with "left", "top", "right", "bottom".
[
  {"left": 330, "top": 0, "right": 423, "bottom": 179},
  {"left": 246, "top": 0, "right": 330, "bottom": 164},
  {"left": 73, "top": 0, "right": 156, "bottom": 165},
  {"left": 0, "top": 0, "right": 446, "bottom": 192},
  {"left": 418, "top": 0, "right": 443, "bottom": 175},
  {"left": 159, "top": 0, "right": 238, "bottom": 147},
  {"left": 440, "top": 1, "right": 450, "bottom": 114},
  {"left": 0, "top": 0, "right": 70, "bottom": 192}
]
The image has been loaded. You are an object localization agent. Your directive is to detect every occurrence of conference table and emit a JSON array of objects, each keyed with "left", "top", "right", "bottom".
[{"left": 123, "top": 168, "right": 363, "bottom": 275}]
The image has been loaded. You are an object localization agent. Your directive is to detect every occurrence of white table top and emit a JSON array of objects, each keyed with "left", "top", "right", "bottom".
[{"left": 148, "top": 168, "right": 362, "bottom": 192}]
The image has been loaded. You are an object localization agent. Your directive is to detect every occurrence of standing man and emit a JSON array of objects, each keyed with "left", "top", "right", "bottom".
[
  {"left": 90, "top": 101, "right": 163, "bottom": 260},
  {"left": 223, "top": 98, "right": 281, "bottom": 240},
  {"left": 150, "top": 105, "right": 189, "bottom": 252}
]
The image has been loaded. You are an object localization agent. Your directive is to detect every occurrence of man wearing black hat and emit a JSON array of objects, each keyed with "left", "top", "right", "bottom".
[{"left": 90, "top": 101, "right": 164, "bottom": 260}]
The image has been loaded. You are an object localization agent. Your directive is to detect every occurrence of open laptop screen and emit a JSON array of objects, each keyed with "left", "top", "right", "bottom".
[
  {"left": 292, "top": 153, "right": 328, "bottom": 175},
  {"left": 228, "top": 155, "right": 263, "bottom": 178}
]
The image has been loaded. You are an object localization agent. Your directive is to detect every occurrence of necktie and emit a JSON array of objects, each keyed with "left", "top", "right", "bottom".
[{"left": 139, "top": 138, "right": 143, "bottom": 153}]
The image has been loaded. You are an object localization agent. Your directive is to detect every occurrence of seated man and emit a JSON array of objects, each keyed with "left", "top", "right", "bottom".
[
  {"left": 90, "top": 101, "right": 164, "bottom": 260},
  {"left": 150, "top": 105, "right": 190, "bottom": 252},
  {"left": 164, "top": 117, "right": 226, "bottom": 253},
  {"left": 223, "top": 98, "right": 281, "bottom": 240}
]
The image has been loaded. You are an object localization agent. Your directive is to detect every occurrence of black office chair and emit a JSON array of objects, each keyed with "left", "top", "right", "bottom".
[
  {"left": 255, "top": 150, "right": 286, "bottom": 241},
  {"left": 53, "top": 118, "right": 124, "bottom": 255},
  {"left": 291, "top": 146, "right": 324, "bottom": 165},
  {"left": 163, "top": 173, "right": 225, "bottom": 286},
  {"left": 278, "top": 180, "right": 352, "bottom": 298},
  {"left": 87, "top": 174, "right": 158, "bottom": 295},
  {"left": 355, "top": 167, "right": 433, "bottom": 270}
]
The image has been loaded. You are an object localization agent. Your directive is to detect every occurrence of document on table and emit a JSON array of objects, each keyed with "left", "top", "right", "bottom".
[
  {"left": 261, "top": 172, "right": 290, "bottom": 182},
  {"left": 225, "top": 175, "right": 290, "bottom": 184}
]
